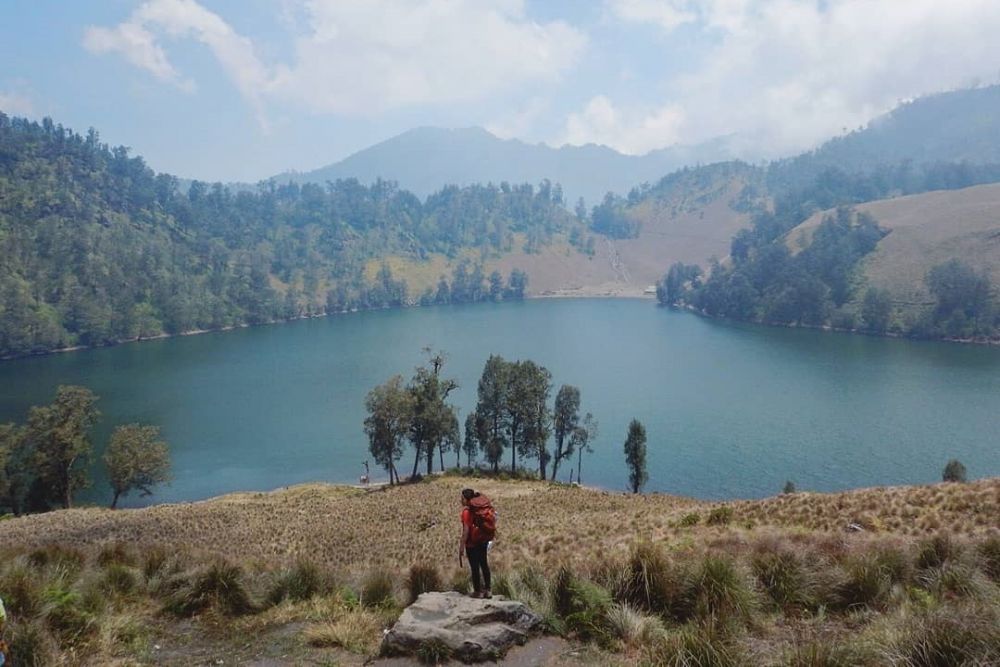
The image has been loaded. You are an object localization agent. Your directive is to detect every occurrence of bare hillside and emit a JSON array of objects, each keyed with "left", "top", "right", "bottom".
[{"left": 790, "top": 183, "right": 1000, "bottom": 307}]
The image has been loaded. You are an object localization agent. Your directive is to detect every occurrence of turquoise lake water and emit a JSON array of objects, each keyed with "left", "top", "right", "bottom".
[{"left": 1, "top": 299, "right": 997, "bottom": 506}]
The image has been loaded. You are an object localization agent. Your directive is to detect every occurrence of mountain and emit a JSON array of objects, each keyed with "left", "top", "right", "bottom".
[
  {"left": 272, "top": 126, "right": 742, "bottom": 206},
  {"left": 771, "top": 84, "right": 1000, "bottom": 191}
]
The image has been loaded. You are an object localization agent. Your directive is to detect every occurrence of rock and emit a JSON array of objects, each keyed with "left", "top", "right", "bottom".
[{"left": 381, "top": 591, "right": 542, "bottom": 662}]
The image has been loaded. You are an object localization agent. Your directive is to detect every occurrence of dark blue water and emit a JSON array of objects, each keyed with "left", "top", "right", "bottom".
[{"left": 1, "top": 299, "right": 997, "bottom": 506}]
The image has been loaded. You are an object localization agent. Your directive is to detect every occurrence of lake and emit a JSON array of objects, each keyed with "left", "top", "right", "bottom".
[{"left": 1, "top": 299, "right": 998, "bottom": 506}]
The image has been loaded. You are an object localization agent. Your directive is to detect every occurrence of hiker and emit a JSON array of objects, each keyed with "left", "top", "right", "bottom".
[
  {"left": 0, "top": 595, "right": 8, "bottom": 666},
  {"left": 459, "top": 488, "right": 495, "bottom": 599}
]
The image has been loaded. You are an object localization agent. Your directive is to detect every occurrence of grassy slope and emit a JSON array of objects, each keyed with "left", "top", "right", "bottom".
[
  {"left": 789, "top": 183, "right": 1000, "bottom": 310},
  {"left": 2, "top": 477, "right": 997, "bottom": 573},
  {"left": 1, "top": 476, "right": 998, "bottom": 665},
  {"left": 366, "top": 178, "right": 752, "bottom": 299}
]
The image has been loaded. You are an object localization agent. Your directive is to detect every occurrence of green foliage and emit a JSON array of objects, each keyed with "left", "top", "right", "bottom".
[
  {"left": 25, "top": 385, "right": 99, "bottom": 509},
  {"left": 680, "top": 512, "right": 700, "bottom": 527},
  {"left": 405, "top": 563, "right": 443, "bottom": 604},
  {"left": 266, "top": 559, "right": 330, "bottom": 605},
  {"left": 916, "top": 534, "right": 962, "bottom": 570},
  {"left": 104, "top": 424, "right": 172, "bottom": 508},
  {"left": 707, "top": 506, "right": 734, "bottom": 526},
  {"left": 416, "top": 637, "right": 453, "bottom": 665},
  {"left": 924, "top": 259, "right": 994, "bottom": 338},
  {"left": 942, "top": 459, "right": 968, "bottom": 483},
  {"left": 162, "top": 561, "right": 256, "bottom": 617},
  {"left": 687, "top": 556, "right": 756, "bottom": 627},
  {"left": 6, "top": 619, "right": 59, "bottom": 666},
  {"left": 361, "top": 569, "right": 396, "bottom": 609},
  {"left": 623, "top": 419, "right": 648, "bottom": 494},
  {"left": 0, "top": 115, "right": 557, "bottom": 358},
  {"left": 782, "top": 480, "right": 797, "bottom": 494},
  {"left": 99, "top": 563, "right": 139, "bottom": 597},
  {"left": 751, "top": 548, "right": 815, "bottom": 611}
]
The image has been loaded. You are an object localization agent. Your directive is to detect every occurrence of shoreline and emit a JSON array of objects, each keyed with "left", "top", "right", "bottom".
[{"left": 3, "top": 291, "right": 997, "bottom": 362}]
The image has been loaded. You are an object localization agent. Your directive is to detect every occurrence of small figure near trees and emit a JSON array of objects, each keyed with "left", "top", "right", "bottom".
[
  {"left": 623, "top": 419, "right": 648, "bottom": 494},
  {"left": 104, "top": 424, "right": 172, "bottom": 509},
  {"left": 942, "top": 459, "right": 968, "bottom": 483}
]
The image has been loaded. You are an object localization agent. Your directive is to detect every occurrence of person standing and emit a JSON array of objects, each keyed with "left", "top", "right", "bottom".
[{"left": 459, "top": 488, "right": 495, "bottom": 599}]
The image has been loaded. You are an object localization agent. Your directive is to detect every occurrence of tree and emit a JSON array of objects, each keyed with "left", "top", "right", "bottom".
[
  {"left": 462, "top": 412, "right": 480, "bottom": 467},
  {"left": 27, "top": 385, "right": 100, "bottom": 508},
  {"left": 104, "top": 424, "right": 172, "bottom": 508},
  {"left": 505, "top": 270, "right": 529, "bottom": 300},
  {"left": 475, "top": 355, "right": 510, "bottom": 473},
  {"left": 504, "top": 360, "right": 551, "bottom": 476},
  {"left": 364, "top": 375, "right": 413, "bottom": 485},
  {"left": 488, "top": 271, "right": 504, "bottom": 301},
  {"left": 860, "top": 287, "right": 893, "bottom": 333},
  {"left": 551, "top": 385, "right": 580, "bottom": 480},
  {"left": 623, "top": 419, "right": 648, "bottom": 494},
  {"left": 406, "top": 349, "right": 458, "bottom": 477},
  {"left": 942, "top": 459, "right": 968, "bottom": 483},
  {"left": 0, "top": 423, "right": 29, "bottom": 514},
  {"left": 782, "top": 480, "right": 797, "bottom": 494},
  {"left": 572, "top": 413, "right": 598, "bottom": 485}
]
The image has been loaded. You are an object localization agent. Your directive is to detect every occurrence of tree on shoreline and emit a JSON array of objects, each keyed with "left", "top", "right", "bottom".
[
  {"left": 551, "top": 385, "right": 580, "bottom": 481},
  {"left": 104, "top": 424, "right": 172, "bottom": 508},
  {"left": 27, "top": 385, "right": 99, "bottom": 509},
  {"left": 624, "top": 419, "right": 648, "bottom": 494}
]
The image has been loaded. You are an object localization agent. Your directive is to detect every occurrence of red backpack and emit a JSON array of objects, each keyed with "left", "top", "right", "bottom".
[{"left": 468, "top": 495, "right": 497, "bottom": 541}]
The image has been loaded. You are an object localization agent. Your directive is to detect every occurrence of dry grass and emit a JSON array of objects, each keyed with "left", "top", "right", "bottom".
[{"left": 1, "top": 478, "right": 997, "bottom": 577}]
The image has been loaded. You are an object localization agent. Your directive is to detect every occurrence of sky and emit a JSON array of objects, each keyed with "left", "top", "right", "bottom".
[{"left": 3, "top": 0, "right": 1000, "bottom": 182}]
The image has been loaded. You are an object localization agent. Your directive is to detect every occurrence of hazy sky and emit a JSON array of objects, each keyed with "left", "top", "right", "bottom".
[{"left": 3, "top": 0, "right": 1000, "bottom": 182}]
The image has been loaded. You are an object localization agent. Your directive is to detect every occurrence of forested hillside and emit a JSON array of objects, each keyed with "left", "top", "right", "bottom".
[{"left": 0, "top": 114, "right": 579, "bottom": 358}]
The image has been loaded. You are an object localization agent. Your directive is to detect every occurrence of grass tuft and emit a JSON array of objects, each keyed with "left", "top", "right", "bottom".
[
  {"left": 162, "top": 560, "right": 256, "bottom": 617},
  {"left": 266, "top": 558, "right": 331, "bottom": 605},
  {"left": 405, "top": 563, "right": 443, "bottom": 604},
  {"left": 361, "top": 568, "right": 397, "bottom": 608}
]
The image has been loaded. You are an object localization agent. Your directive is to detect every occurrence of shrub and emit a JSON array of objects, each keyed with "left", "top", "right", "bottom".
[
  {"left": 680, "top": 512, "right": 700, "bottom": 527},
  {"left": 163, "top": 561, "right": 256, "bottom": 617},
  {"left": 96, "top": 542, "right": 138, "bottom": 568},
  {"left": 976, "top": 535, "right": 1000, "bottom": 582},
  {"left": 26, "top": 545, "right": 85, "bottom": 571},
  {"left": 6, "top": 620, "right": 59, "bottom": 667},
  {"left": 305, "top": 609, "right": 383, "bottom": 654},
  {"left": 416, "top": 638, "right": 454, "bottom": 665},
  {"left": 916, "top": 534, "right": 961, "bottom": 570},
  {"left": 550, "top": 566, "right": 613, "bottom": 641},
  {"left": 41, "top": 584, "right": 98, "bottom": 642},
  {"left": 707, "top": 506, "right": 734, "bottom": 526},
  {"left": 640, "top": 624, "right": 747, "bottom": 667},
  {"left": 784, "top": 638, "right": 869, "bottom": 666},
  {"left": 100, "top": 563, "right": 139, "bottom": 597},
  {"left": 830, "top": 550, "right": 907, "bottom": 612},
  {"left": 886, "top": 605, "right": 1000, "bottom": 666},
  {"left": 267, "top": 559, "right": 330, "bottom": 605},
  {"left": 687, "top": 555, "right": 756, "bottom": 627},
  {"left": 783, "top": 481, "right": 797, "bottom": 494},
  {"left": 0, "top": 561, "right": 44, "bottom": 617},
  {"left": 361, "top": 569, "right": 396, "bottom": 608},
  {"left": 405, "top": 563, "right": 443, "bottom": 604},
  {"left": 620, "top": 542, "right": 688, "bottom": 616},
  {"left": 751, "top": 548, "right": 815, "bottom": 611},
  {"left": 941, "top": 459, "right": 967, "bottom": 483}
]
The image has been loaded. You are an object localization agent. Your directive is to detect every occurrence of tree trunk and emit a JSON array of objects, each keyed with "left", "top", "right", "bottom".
[
  {"left": 577, "top": 448, "right": 583, "bottom": 484},
  {"left": 426, "top": 443, "right": 434, "bottom": 475},
  {"left": 551, "top": 437, "right": 564, "bottom": 480},
  {"left": 411, "top": 444, "right": 422, "bottom": 479},
  {"left": 110, "top": 491, "right": 120, "bottom": 509}
]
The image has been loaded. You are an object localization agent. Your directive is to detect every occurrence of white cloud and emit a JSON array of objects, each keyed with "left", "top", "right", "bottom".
[
  {"left": 0, "top": 91, "right": 36, "bottom": 116},
  {"left": 83, "top": 0, "right": 586, "bottom": 120},
  {"left": 572, "top": 0, "right": 1000, "bottom": 157},
  {"left": 607, "top": 0, "right": 697, "bottom": 32}
]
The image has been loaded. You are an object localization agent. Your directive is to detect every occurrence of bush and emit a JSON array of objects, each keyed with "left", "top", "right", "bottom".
[
  {"left": 405, "top": 563, "right": 443, "bottom": 604},
  {"left": 687, "top": 555, "right": 756, "bottom": 627},
  {"left": 680, "top": 513, "right": 700, "bottom": 527},
  {"left": 641, "top": 624, "right": 747, "bottom": 667},
  {"left": 26, "top": 545, "right": 85, "bottom": 571},
  {"left": 163, "top": 561, "right": 256, "bottom": 617},
  {"left": 887, "top": 605, "right": 1000, "bottom": 666},
  {"left": 416, "top": 638, "right": 454, "bottom": 665},
  {"left": 942, "top": 459, "right": 967, "bottom": 483},
  {"left": 41, "top": 584, "right": 98, "bottom": 642},
  {"left": 267, "top": 559, "right": 330, "bottom": 605},
  {"left": 707, "top": 506, "right": 734, "bottom": 526},
  {"left": 916, "top": 534, "right": 962, "bottom": 570},
  {"left": 550, "top": 566, "right": 613, "bottom": 641},
  {"left": 620, "top": 542, "right": 688, "bottom": 616},
  {"left": 976, "top": 535, "right": 1000, "bottom": 582},
  {"left": 782, "top": 480, "right": 797, "bottom": 494},
  {"left": 831, "top": 551, "right": 905, "bottom": 612},
  {"left": 752, "top": 548, "right": 815, "bottom": 611},
  {"left": 0, "top": 561, "right": 44, "bottom": 617},
  {"left": 6, "top": 620, "right": 59, "bottom": 667},
  {"left": 361, "top": 569, "right": 396, "bottom": 608},
  {"left": 100, "top": 563, "right": 139, "bottom": 597},
  {"left": 96, "top": 542, "right": 138, "bottom": 568}
]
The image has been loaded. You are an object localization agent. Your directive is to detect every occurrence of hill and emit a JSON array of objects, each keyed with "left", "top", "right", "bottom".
[
  {"left": 1, "top": 476, "right": 998, "bottom": 664},
  {"left": 273, "top": 126, "right": 742, "bottom": 207},
  {"left": 788, "top": 183, "right": 1000, "bottom": 331}
]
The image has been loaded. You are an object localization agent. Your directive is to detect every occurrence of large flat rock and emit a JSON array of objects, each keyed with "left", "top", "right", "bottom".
[{"left": 382, "top": 592, "right": 543, "bottom": 662}]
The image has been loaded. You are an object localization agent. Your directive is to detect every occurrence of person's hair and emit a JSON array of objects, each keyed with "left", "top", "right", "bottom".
[{"left": 461, "top": 488, "right": 479, "bottom": 500}]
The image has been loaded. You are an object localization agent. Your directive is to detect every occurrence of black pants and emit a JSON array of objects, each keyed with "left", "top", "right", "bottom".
[{"left": 466, "top": 542, "right": 491, "bottom": 592}]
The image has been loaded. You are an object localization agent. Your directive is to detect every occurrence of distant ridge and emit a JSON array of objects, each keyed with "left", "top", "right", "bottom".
[{"left": 271, "top": 126, "right": 741, "bottom": 206}]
